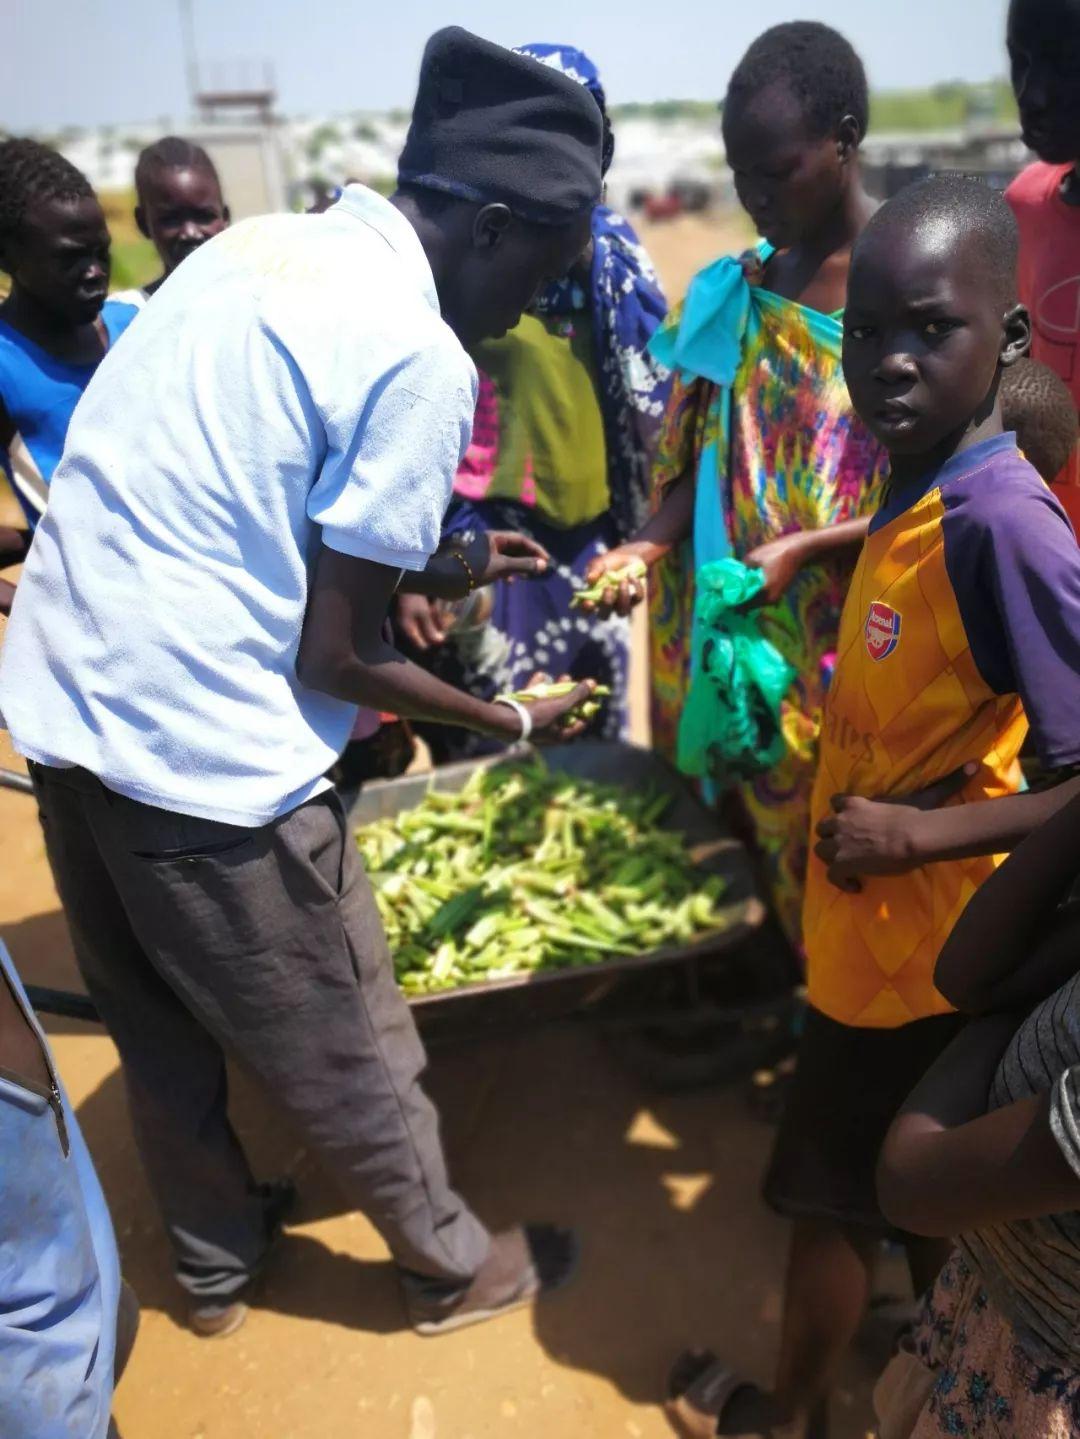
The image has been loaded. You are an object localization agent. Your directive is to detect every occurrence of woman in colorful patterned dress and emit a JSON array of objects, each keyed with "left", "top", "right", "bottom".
[
  {"left": 586, "top": 22, "right": 889, "bottom": 954},
  {"left": 395, "top": 43, "right": 670, "bottom": 762}
]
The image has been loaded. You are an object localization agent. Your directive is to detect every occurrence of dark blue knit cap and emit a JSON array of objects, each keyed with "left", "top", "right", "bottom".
[{"left": 397, "top": 26, "right": 604, "bottom": 224}]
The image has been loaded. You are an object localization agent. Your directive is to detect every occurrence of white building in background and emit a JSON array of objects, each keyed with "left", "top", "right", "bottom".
[
  {"left": 55, "top": 123, "right": 290, "bottom": 220},
  {"left": 194, "top": 126, "right": 289, "bottom": 218},
  {"left": 38, "top": 109, "right": 1028, "bottom": 218},
  {"left": 604, "top": 116, "right": 726, "bottom": 211}
]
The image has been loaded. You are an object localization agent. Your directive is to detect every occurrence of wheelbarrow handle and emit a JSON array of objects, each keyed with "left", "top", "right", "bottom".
[
  {"left": 25, "top": 986, "right": 101, "bottom": 1025},
  {"left": 0, "top": 768, "right": 100, "bottom": 1022},
  {"left": 0, "top": 767, "right": 34, "bottom": 795},
  {"left": 1, "top": 769, "right": 100, "bottom": 1022}
]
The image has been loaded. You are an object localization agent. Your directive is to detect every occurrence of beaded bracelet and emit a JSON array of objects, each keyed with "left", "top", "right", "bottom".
[{"left": 448, "top": 549, "right": 478, "bottom": 595}]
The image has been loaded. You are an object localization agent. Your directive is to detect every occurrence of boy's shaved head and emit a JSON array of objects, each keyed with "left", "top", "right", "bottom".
[
  {"left": 135, "top": 136, "right": 220, "bottom": 202},
  {"left": 133, "top": 135, "right": 229, "bottom": 280},
  {"left": 852, "top": 174, "right": 1019, "bottom": 310},
  {"left": 843, "top": 174, "right": 1030, "bottom": 469}
]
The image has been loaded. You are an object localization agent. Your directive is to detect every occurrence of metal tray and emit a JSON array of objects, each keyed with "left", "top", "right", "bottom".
[{"left": 349, "top": 740, "right": 766, "bottom": 1024}]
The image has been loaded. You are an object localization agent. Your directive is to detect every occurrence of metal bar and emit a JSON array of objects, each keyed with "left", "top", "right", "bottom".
[
  {"left": 25, "top": 986, "right": 101, "bottom": 1025},
  {"left": 0, "top": 768, "right": 33, "bottom": 795}
]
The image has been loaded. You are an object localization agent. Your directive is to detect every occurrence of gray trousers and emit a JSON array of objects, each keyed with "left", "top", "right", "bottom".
[{"left": 31, "top": 763, "right": 490, "bottom": 1300}]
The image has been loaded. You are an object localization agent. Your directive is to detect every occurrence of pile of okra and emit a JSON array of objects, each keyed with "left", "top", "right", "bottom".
[{"left": 356, "top": 758, "right": 732, "bottom": 995}]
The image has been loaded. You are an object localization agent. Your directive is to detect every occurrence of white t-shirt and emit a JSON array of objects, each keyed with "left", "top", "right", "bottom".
[
  {"left": 108, "top": 287, "right": 150, "bottom": 311},
  {"left": 0, "top": 186, "right": 476, "bottom": 826}
]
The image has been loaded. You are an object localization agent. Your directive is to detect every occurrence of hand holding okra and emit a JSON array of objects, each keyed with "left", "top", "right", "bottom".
[
  {"left": 576, "top": 553, "right": 648, "bottom": 617},
  {"left": 497, "top": 680, "right": 611, "bottom": 732},
  {"left": 507, "top": 672, "right": 598, "bottom": 741}
]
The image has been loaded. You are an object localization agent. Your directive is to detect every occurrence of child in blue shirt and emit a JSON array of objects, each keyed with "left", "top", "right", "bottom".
[{"left": 0, "top": 138, "right": 137, "bottom": 611}]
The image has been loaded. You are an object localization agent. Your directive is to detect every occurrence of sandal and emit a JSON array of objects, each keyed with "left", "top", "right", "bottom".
[{"left": 664, "top": 1351, "right": 771, "bottom": 1438}]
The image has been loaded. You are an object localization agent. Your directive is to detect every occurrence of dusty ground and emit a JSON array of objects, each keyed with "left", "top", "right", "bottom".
[
  {"left": 0, "top": 756, "right": 888, "bottom": 1439},
  {"left": 637, "top": 210, "right": 755, "bottom": 301},
  {"left": 0, "top": 213, "right": 886, "bottom": 1439}
]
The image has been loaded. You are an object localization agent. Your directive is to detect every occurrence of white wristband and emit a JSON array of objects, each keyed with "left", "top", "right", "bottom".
[{"left": 494, "top": 696, "right": 533, "bottom": 742}]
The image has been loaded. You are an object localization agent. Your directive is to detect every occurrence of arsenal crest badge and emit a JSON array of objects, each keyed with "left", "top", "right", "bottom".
[{"left": 865, "top": 600, "right": 901, "bottom": 661}]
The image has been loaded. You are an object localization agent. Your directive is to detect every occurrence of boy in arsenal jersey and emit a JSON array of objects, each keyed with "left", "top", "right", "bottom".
[{"left": 679, "top": 176, "right": 1080, "bottom": 1439}]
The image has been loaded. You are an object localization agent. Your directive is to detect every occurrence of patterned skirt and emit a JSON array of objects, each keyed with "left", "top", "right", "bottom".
[{"left": 875, "top": 1251, "right": 1080, "bottom": 1438}]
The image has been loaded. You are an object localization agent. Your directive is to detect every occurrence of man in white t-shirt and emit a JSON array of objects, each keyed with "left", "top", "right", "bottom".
[{"left": 0, "top": 28, "right": 601, "bottom": 1339}]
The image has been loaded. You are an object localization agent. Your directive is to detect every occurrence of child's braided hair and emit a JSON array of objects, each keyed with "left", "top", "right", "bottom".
[{"left": 0, "top": 137, "right": 94, "bottom": 251}]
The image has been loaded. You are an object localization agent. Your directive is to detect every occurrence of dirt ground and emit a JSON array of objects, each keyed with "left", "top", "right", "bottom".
[{"left": 0, "top": 213, "right": 888, "bottom": 1439}]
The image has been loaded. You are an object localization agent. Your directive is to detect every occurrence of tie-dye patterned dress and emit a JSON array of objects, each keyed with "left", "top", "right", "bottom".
[{"left": 648, "top": 255, "right": 889, "bottom": 946}]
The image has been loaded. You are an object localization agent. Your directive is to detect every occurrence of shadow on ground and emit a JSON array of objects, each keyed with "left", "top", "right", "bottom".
[{"left": 2, "top": 905, "right": 882, "bottom": 1434}]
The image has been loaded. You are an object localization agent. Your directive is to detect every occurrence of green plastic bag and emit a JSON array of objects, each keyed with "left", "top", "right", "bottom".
[{"left": 676, "top": 558, "right": 797, "bottom": 784}]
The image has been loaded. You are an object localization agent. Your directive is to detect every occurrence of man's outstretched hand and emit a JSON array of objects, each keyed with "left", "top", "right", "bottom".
[{"left": 456, "top": 530, "right": 550, "bottom": 586}]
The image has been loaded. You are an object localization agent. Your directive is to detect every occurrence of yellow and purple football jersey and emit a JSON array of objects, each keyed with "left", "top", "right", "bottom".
[{"left": 804, "top": 433, "right": 1080, "bottom": 1028}]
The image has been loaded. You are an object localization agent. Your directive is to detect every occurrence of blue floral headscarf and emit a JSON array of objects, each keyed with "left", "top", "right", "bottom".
[{"left": 514, "top": 43, "right": 672, "bottom": 539}]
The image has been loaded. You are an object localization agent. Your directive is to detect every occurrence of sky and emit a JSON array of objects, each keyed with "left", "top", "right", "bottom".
[{"left": 6, "top": 0, "right": 1013, "bottom": 132}]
